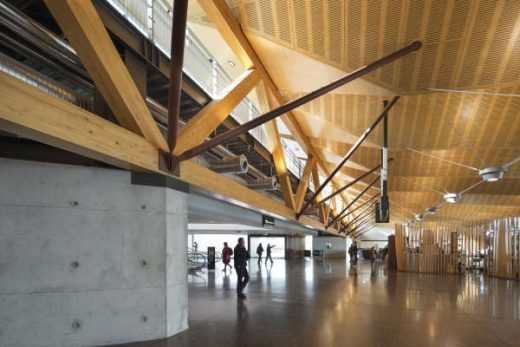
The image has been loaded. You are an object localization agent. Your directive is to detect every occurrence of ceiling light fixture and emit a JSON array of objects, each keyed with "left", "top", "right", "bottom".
[
  {"left": 227, "top": 60, "right": 236, "bottom": 67},
  {"left": 415, "top": 214, "right": 424, "bottom": 221},
  {"left": 479, "top": 166, "right": 506, "bottom": 182},
  {"left": 426, "top": 206, "right": 437, "bottom": 214},
  {"left": 443, "top": 193, "right": 460, "bottom": 204}
]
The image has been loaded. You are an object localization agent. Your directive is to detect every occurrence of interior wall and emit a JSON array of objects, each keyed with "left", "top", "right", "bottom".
[
  {"left": 358, "top": 240, "right": 388, "bottom": 249},
  {"left": 0, "top": 159, "right": 188, "bottom": 347},
  {"left": 287, "top": 235, "right": 305, "bottom": 258},
  {"left": 313, "top": 236, "right": 346, "bottom": 259}
]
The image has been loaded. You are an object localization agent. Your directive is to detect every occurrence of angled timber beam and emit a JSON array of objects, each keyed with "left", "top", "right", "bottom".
[
  {"left": 311, "top": 165, "right": 326, "bottom": 223},
  {"left": 324, "top": 195, "right": 336, "bottom": 224},
  {"left": 44, "top": 0, "right": 167, "bottom": 150},
  {"left": 0, "top": 71, "right": 337, "bottom": 234},
  {"left": 258, "top": 82, "right": 295, "bottom": 210},
  {"left": 264, "top": 119, "right": 296, "bottom": 209},
  {"left": 174, "top": 68, "right": 261, "bottom": 155},
  {"left": 294, "top": 156, "right": 316, "bottom": 211}
]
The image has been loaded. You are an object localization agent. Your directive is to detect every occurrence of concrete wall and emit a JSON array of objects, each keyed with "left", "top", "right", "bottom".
[
  {"left": 0, "top": 159, "right": 188, "bottom": 347},
  {"left": 358, "top": 240, "right": 389, "bottom": 249},
  {"left": 313, "top": 236, "right": 346, "bottom": 259}
]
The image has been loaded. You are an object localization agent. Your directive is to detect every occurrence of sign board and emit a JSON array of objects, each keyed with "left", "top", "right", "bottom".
[
  {"left": 262, "top": 215, "right": 275, "bottom": 229},
  {"left": 207, "top": 246, "right": 215, "bottom": 270}
]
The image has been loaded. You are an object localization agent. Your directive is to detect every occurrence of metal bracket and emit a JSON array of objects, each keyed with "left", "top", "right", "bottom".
[{"left": 158, "top": 149, "right": 180, "bottom": 176}]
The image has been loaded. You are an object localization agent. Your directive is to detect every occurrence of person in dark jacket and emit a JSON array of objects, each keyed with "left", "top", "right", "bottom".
[
  {"left": 265, "top": 244, "right": 275, "bottom": 265},
  {"left": 256, "top": 243, "right": 264, "bottom": 265},
  {"left": 234, "top": 237, "right": 250, "bottom": 299}
]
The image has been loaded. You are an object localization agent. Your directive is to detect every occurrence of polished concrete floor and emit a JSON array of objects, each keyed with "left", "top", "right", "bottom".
[{"left": 116, "top": 259, "right": 520, "bottom": 347}]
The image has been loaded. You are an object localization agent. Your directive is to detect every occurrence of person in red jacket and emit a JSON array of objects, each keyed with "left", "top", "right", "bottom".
[{"left": 222, "top": 242, "right": 233, "bottom": 272}]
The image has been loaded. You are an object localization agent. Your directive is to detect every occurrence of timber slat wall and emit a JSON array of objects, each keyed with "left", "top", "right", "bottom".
[{"left": 395, "top": 217, "right": 520, "bottom": 280}]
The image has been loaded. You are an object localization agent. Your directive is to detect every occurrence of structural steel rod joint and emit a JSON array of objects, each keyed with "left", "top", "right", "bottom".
[{"left": 158, "top": 150, "right": 180, "bottom": 176}]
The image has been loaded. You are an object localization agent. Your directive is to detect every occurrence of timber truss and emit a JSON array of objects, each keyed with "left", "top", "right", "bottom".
[{"left": 0, "top": 0, "right": 422, "bottom": 234}]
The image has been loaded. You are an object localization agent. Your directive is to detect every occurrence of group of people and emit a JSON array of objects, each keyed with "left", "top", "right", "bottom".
[
  {"left": 221, "top": 239, "right": 276, "bottom": 299},
  {"left": 255, "top": 243, "right": 275, "bottom": 265}
]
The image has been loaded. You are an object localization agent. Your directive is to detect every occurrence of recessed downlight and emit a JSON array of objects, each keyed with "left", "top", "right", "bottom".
[
  {"left": 426, "top": 206, "right": 437, "bottom": 214},
  {"left": 444, "top": 193, "right": 460, "bottom": 204}
]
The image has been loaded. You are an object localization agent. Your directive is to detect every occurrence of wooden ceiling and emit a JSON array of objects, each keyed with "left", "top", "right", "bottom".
[{"left": 189, "top": 0, "right": 520, "bottom": 224}]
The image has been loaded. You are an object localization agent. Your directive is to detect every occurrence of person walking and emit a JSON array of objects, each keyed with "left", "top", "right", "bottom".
[
  {"left": 256, "top": 243, "right": 264, "bottom": 265},
  {"left": 234, "top": 237, "right": 250, "bottom": 299},
  {"left": 348, "top": 244, "right": 355, "bottom": 265},
  {"left": 370, "top": 246, "right": 378, "bottom": 271},
  {"left": 222, "top": 242, "right": 233, "bottom": 272},
  {"left": 265, "top": 243, "right": 275, "bottom": 265}
]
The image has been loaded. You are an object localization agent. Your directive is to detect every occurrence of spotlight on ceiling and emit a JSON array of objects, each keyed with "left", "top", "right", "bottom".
[
  {"left": 426, "top": 206, "right": 437, "bottom": 214},
  {"left": 479, "top": 166, "right": 506, "bottom": 182},
  {"left": 444, "top": 193, "right": 460, "bottom": 204},
  {"left": 415, "top": 214, "right": 424, "bottom": 221}
]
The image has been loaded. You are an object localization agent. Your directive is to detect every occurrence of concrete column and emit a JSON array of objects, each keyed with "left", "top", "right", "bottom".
[{"left": 0, "top": 158, "right": 188, "bottom": 347}]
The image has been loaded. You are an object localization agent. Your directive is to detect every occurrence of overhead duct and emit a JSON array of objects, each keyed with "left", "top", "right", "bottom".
[
  {"left": 248, "top": 177, "right": 280, "bottom": 191},
  {"left": 209, "top": 155, "right": 249, "bottom": 174}
]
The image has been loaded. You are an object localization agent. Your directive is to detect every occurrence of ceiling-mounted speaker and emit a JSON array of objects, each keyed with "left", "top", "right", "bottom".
[{"left": 375, "top": 196, "right": 390, "bottom": 223}]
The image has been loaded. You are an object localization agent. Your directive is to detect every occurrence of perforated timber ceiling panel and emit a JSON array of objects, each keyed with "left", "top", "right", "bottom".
[{"left": 221, "top": 0, "right": 520, "bottom": 93}]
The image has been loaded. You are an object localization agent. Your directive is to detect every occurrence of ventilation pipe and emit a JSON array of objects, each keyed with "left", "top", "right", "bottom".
[
  {"left": 209, "top": 155, "right": 249, "bottom": 174},
  {"left": 248, "top": 177, "right": 280, "bottom": 191}
]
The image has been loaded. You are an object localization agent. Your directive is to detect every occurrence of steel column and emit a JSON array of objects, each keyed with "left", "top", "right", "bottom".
[{"left": 166, "top": 0, "right": 189, "bottom": 152}]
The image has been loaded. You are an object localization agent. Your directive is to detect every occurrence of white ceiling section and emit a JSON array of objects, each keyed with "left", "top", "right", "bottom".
[
  {"left": 247, "top": 34, "right": 395, "bottom": 96},
  {"left": 188, "top": 223, "right": 268, "bottom": 231},
  {"left": 187, "top": 22, "right": 245, "bottom": 81},
  {"left": 188, "top": 193, "right": 319, "bottom": 236}
]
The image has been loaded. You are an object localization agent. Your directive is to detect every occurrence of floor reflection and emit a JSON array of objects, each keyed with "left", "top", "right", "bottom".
[{"left": 117, "top": 259, "right": 520, "bottom": 347}]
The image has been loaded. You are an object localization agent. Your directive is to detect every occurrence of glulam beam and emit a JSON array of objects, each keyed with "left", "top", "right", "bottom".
[
  {"left": 196, "top": 0, "right": 352, "bottom": 209},
  {"left": 294, "top": 156, "right": 316, "bottom": 211},
  {"left": 0, "top": 71, "right": 336, "bottom": 234},
  {"left": 44, "top": 0, "right": 167, "bottom": 150},
  {"left": 174, "top": 69, "right": 261, "bottom": 155}
]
